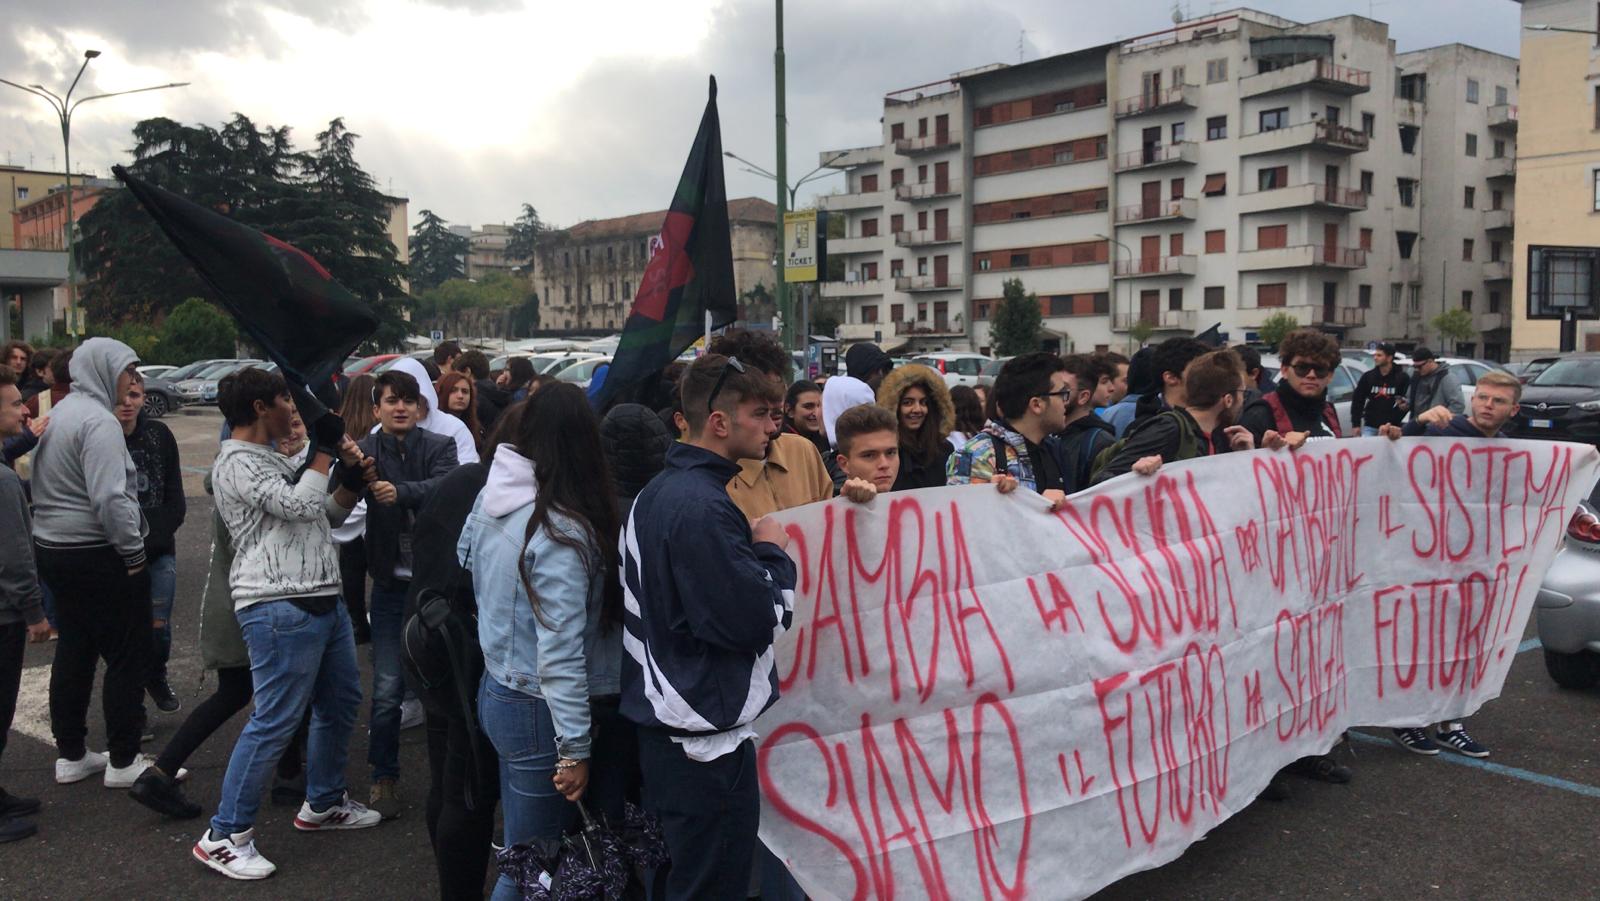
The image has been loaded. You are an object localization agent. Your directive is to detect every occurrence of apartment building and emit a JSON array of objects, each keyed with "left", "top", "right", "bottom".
[
  {"left": 530, "top": 197, "right": 777, "bottom": 331},
  {"left": 817, "top": 9, "right": 1518, "bottom": 358}
]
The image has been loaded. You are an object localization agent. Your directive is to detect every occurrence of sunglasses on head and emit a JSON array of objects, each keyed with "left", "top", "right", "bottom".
[
  {"left": 1289, "top": 362, "right": 1332, "bottom": 378},
  {"left": 706, "top": 356, "right": 746, "bottom": 413}
]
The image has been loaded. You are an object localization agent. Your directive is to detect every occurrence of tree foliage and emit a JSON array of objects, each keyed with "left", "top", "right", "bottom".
[
  {"left": 77, "top": 114, "right": 410, "bottom": 350},
  {"left": 505, "top": 203, "right": 544, "bottom": 264},
  {"left": 413, "top": 272, "right": 535, "bottom": 336},
  {"left": 1128, "top": 319, "right": 1155, "bottom": 349},
  {"left": 1430, "top": 308, "right": 1475, "bottom": 351},
  {"left": 1257, "top": 312, "right": 1301, "bottom": 350},
  {"left": 157, "top": 297, "right": 238, "bottom": 364},
  {"left": 990, "top": 277, "right": 1043, "bottom": 357},
  {"left": 409, "top": 210, "right": 470, "bottom": 292}
]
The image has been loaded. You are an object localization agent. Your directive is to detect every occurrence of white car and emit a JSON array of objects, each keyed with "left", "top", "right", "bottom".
[
  {"left": 137, "top": 364, "right": 179, "bottom": 380},
  {"left": 555, "top": 357, "right": 612, "bottom": 388},
  {"left": 910, "top": 352, "right": 992, "bottom": 388},
  {"left": 542, "top": 352, "right": 607, "bottom": 377},
  {"left": 1436, "top": 357, "right": 1510, "bottom": 409}
]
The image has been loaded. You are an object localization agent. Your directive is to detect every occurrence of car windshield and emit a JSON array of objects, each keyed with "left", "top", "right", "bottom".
[
  {"left": 344, "top": 356, "right": 381, "bottom": 375},
  {"left": 166, "top": 361, "right": 216, "bottom": 380},
  {"left": 194, "top": 361, "right": 241, "bottom": 379},
  {"left": 1529, "top": 359, "right": 1600, "bottom": 388}
]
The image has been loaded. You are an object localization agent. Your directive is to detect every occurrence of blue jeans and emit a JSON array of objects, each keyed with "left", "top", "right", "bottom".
[
  {"left": 1360, "top": 425, "right": 1380, "bottom": 437},
  {"left": 479, "top": 676, "right": 573, "bottom": 901},
  {"left": 367, "top": 581, "right": 408, "bottom": 782},
  {"left": 211, "top": 600, "right": 362, "bottom": 837},
  {"left": 149, "top": 553, "right": 176, "bottom": 681}
]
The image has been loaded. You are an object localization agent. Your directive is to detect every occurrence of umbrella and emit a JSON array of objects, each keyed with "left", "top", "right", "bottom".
[{"left": 496, "top": 801, "right": 668, "bottom": 901}]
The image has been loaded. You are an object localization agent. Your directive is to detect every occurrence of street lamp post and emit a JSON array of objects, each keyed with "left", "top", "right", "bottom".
[{"left": 1, "top": 51, "right": 188, "bottom": 336}]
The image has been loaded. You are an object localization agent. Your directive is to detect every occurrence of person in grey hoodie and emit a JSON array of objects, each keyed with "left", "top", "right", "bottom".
[
  {"left": 0, "top": 365, "right": 49, "bottom": 843},
  {"left": 29, "top": 337, "right": 153, "bottom": 790},
  {"left": 1398, "top": 346, "right": 1464, "bottom": 425}
]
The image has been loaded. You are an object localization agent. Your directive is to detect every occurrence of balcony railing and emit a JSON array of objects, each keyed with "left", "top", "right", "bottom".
[
  {"left": 895, "top": 274, "right": 962, "bottom": 292},
  {"left": 894, "top": 179, "right": 962, "bottom": 201},
  {"left": 1486, "top": 156, "right": 1516, "bottom": 180},
  {"left": 894, "top": 227, "right": 963, "bottom": 247},
  {"left": 820, "top": 278, "right": 886, "bottom": 299},
  {"left": 1114, "top": 197, "right": 1197, "bottom": 224},
  {"left": 895, "top": 132, "right": 961, "bottom": 155},
  {"left": 1239, "top": 58, "right": 1371, "bottom": 98},
  {"left": 828, "top": 235, "right": 882, "bottom": 255},
  {"left": 818, "top": 189, "right": 887, "bottom": 210},
  {"left": 1240, "top": 120, "right": 1369, "bottom": 156},
  {"left": 1487, "top": 104, "right": 1518, "bottom": 131},
  {"left": 894, "top": 319, "right": 961, "bottom": 336},
  {"left": 1112, "top": 309, "right": 1197, "bottom": 331},
  {"left": 1240, "top": 183, "right": 1368, "bottom": 214},
  {"left": 1113, "top": 84, "right": 1197, "bottom": 118},
  {"left": 1314, "top": 305, "right": 1367, "bottom": 328},
  {"left": 1483, "top": 260, "right": 1512, "bottom": 281},
  {"left": 1113, "top": 141, "right": 1198, "bottom": 172},
  {"left": 1113, "top": 255, "right": 1197, "bottom": 278},
  {"left": 1483, "top": 208, "right": 1513, "bottom": 232},
  {"left": 1238, "top": 244, "right": 1368, "bottom": 270}
]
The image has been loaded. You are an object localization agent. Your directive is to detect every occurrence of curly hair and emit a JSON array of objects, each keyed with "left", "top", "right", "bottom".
[
  {"left": 1276, "top": 328, "right": 1341, "bottom": 369},
  {"left": 707, "top": 329, "right": 792, "bottom": 382}
]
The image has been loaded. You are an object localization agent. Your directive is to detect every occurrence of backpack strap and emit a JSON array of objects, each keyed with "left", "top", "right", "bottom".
[
  {"left": 988, "top": 432, "right": 1011, "bottom": 481},
  {"left": 1321, "top": 403, "right": 1342, "bottom": 438},
  {"left": 1261, "top": 392, "right": 1294, "bottom": 434},
  {"left": 1077, "top": 427, "right": 1103, "bottom": 489}
]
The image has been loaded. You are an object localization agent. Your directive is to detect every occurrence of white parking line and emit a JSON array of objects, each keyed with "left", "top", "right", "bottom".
[{"left": 11, "top": 662, "right": 52, "bottom": 745}]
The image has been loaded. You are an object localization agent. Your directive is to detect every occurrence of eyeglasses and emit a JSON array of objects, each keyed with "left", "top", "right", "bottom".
[
  {"left": 1036, "top": 388, "right": 1074, "bottom": 400},
  {"left": 706, "top": 356, "right": 746, "bottom": 413},
  {"left": 1289, "top": 362, "right": 1332, "bottom": 378}
]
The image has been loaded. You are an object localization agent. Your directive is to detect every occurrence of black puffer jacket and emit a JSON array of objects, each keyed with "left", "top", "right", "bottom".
[{"left": 602, "top": 403, "right": 674, "bottom": 514}]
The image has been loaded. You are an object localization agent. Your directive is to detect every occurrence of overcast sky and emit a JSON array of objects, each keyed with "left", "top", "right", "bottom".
[{"left": 0, "top": 0, "right": 1522, "bottom": 233}]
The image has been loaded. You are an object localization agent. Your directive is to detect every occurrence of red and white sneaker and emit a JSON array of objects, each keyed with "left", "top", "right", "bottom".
[
  {"left": 292, "top": 792, "right": 381, "bottom": 831},
  {"left": 193, "top": 827, "right": 276, "bottom": 880}
]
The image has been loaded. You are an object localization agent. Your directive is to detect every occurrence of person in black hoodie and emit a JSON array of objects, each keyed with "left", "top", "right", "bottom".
[
  {"left": 116, "top": 375, "right": 187, "bottom": 714},
  {"left": 1125, "top": 337, "right": 1210, "bottom": 433},
  {"left": 601, "top": 402, "right": 674, "bottom": 519},
  {"left": 1350, "top": 342, "right": 1410, "bottom": 436},
  {"left": 452, "top": 350, "right": 507, "bottom": 432},
  {"left": 1239, "top": 329, "right": 1343, "bottom": 447},
  {"left": 1059, "top": 354, "right": 1118, "bottom": 489}
]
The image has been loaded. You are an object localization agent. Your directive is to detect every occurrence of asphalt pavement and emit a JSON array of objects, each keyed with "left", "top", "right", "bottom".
[{"left": 0, "top": 405, "right": 1596, "bottom": 900}]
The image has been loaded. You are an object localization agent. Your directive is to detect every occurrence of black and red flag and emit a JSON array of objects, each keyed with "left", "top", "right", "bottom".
[
  {"left": 112, "top": 165, "right": 378, "bottom": 415},
  {"left": 590, "top": 76, "right": 737, "bottom": 410}
]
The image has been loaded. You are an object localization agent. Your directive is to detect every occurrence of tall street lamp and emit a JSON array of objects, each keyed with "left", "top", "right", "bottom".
[{"left": 1, "top": 50, "right": 188, "bottom": 335}]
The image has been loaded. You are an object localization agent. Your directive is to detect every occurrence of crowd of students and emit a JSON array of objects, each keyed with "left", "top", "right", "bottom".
[{"left": 0, "top": 325, "right": 1520, "bottom": 896}]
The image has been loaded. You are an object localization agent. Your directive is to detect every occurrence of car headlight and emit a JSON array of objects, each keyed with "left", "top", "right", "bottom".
[{"left": 1577, "top": 400, "right": 1600, "bottom": 412}]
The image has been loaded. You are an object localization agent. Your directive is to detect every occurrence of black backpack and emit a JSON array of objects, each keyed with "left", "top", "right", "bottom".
[{"left": 402, "top": 544, "right": 490, "bottom": 807}]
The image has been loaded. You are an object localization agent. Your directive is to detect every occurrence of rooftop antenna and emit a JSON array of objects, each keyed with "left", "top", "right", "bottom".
[
  {"left": 1367, "top": 0, "right": 1385, "bottom": 18},
  {"left": 1171, "top": 1, "right": 1187, "bottom": 24},
  {"left": 1018, "top": 30, "right": 1026, "bottom": 63}
]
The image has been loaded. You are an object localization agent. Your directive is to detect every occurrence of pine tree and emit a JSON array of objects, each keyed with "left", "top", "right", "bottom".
[
  {"left": 409, "top": 210, "right": 471, "bottom": 292},
  {"left": 990, "top": 277, "right": 1043, "bottom": 356},
  {"left": 505, "top": 203, "right": 544, "bottom": 264}
]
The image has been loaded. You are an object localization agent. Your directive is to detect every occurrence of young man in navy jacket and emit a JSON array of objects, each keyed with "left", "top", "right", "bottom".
[{"left": 621, "top": 353, "right": 797, "bottom": 901}]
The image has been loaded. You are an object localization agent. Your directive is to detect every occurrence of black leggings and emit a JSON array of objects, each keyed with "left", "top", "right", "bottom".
[
  {"left": 340, "top": 539, "right": 369, "bottom": 630},
  {"left": 155, "top": 666, "right": 307, "bottom": 779}
]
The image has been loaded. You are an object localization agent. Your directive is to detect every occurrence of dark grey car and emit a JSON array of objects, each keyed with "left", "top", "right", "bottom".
[{"left": 141, "top": 376, "right": 185, "bottom": 418}]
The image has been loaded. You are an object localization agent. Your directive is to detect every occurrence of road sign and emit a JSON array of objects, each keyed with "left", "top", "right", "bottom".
[
  {"left": 784, "top": 210, "right": 819, "bottom": 283},
  {"left": 430, "top": 330, "right": 444, "bottom": 343}
]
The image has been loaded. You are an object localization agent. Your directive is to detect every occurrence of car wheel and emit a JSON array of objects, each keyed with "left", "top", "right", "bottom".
[
  {"left": 145, "top": 393, "right": 169, "bottom": 418},
  {"left": 1543, "top": 648, "right": 1600, "bottom": 690}
]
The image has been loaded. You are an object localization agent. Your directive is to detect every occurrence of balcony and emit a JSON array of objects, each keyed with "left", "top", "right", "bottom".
[
  {"left": 1240, "top": 120, "right": 1369, "bottom": 157},
  {"left": 821, "top": 145, "right": 884, "bottom": 168},
  {"left": 818, "top": 189, "right": 887, "bottom": 211},
  {"left": 894, "top": 227, "right": 964, "bottom": 247},
  {"left": 837, "top": 322, "right": 887, "bottom": 341},
  {"left": 895, "top": 132, "right": 961, "bottom": 155},
  {"left": 1113, "top": 255, "right": 1197, "bottom": 278},
  {"left": 1486, "top": 156, "right": 1516, "bottom": 181},
  {"left": 895, "top": 273, "right": 962, "bottom": 292},
  {"left": 1241, "top": 304, "right": 1364, "bottom": 330},
  {"left": 1239, "top": 58, "right": 1371, "bottom": 99},
  {"left": 894, "top": 319, "right": 962, "bottom": 336},
  {"left": 1311, "top": 305, "right": 1367, "bottom": 328},
  {"left": 1488, "top": 104, "right": 1518, "bottom": 133},
  {"left": 1483, "top": 260, "right": 1512, "bottom": 281},
  {"left": 1483, "top": 208, "right": 1513, "bottom": 232},
  {"left": 1237, "top": 244, "right": 1367, "bottom": 271},
  {"left": 1114, "top": 197, "right": 1197, "bottom": 224},
  {"left": 1396, "top": 100, "right": 1423, "bottom": 128},
  {"left": 828, "top": 235, "right": 883, "bottom": 255},
  {"left": 1113, "top": 141, "right": 1198, "bottom": 172},
  {"left": 1113, "top": 84, "right": 1197, "bottom": 118},
  {"left": 1112, "top": 309, "right": 1197, "bottom": 332},
  {"left": 1238, "top": 183, "right": 1368, "bottom": 215},
  {"left": 1476, "top": 311, "right": 1509, "bottom": 332},
  {"left": 1394, "top": 261, "right": 1421, "bottom": 284},
  {"left": 820, "top": 278, "right": 886, "bottom": 299},
  {"left": 895, "top": 179, "right": 962, "bottom": 201}
]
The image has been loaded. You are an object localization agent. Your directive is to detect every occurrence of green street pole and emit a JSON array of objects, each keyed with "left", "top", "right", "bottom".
[{"left": 775, "top": 0, "right": 791, "bottom": 351}]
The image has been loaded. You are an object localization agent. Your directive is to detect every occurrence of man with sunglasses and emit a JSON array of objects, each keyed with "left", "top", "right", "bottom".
[
  {"left": 711, "top": 330, "right": 834, "bottom": 521},
  {"left": 1239, "top": 329, "right": 1344, "bottom": 449}
]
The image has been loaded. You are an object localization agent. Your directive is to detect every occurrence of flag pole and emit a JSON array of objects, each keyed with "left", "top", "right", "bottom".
[{"left": 705, "top": 308, "right": 713, "bottom": 353}]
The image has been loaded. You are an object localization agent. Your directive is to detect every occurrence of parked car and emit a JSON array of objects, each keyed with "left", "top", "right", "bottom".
[
  {"left": 554, "top": 357, "right": 611, "bottom": 388},
  {"left": 543, "top": 352, "right": 607, "bottom": 377},
  {"left": 977, "top": 356, "right": 1013, "bottom": 391},
  {"left": 910, "top": 352, "right": 992, "bottom": 388},
  {"left": 344, "top": 354, "right": 399, "bottom": 377},
  {"left": 141, "top": 376, "right": 185, "bottom": 418},
  {"left": 1516, "top": 356, "right": 1560, "bottom": 384},
  {"left": 137, "top": 364, "right": 179, "bottom": 381},
  {"left": 1437, "top": 357, "right": 1510, "bottom": 409},
  {"left": 1259, "top": 353, "right": 1366, "bottom": 435},
  {"left": 193, "top": 360, "right": 265, "bottom": 405},
  {"left": 175, "top": 359, "right": 252, "bottom": 405},
  {"left": 1534, "top": 477, "right": 1600, "bottom": 689},
  {"left": 1512, "top": 354, "right": 1600, "bottom": 444}
]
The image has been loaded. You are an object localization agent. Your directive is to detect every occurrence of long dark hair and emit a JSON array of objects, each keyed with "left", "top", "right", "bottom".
[
  {"left": 436, "top": 371, "right": 483, "bottom": 450},
  {"left": 950, "top": 385, "right": 984, "bottom": 436},
  {"left": 339, "top": 374, "right": 378, "bottom": 437},
  {"left": 515, "top": 383, "right": 623, "bottom": 627}
]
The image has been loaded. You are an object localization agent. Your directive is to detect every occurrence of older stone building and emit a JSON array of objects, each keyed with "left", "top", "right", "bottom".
[{"left": 530, "top": 197, "right": 777, "bottom": 331}]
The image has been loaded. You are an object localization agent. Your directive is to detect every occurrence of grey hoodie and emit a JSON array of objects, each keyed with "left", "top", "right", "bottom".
[
  {"left": 1406, "top": 360, "right": 1466, "bottom": 421},
  {"left": 30, "top": 337, "right": 148, "bottom": 569}
]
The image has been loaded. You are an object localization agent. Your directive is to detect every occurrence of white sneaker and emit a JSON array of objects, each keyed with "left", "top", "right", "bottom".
[
  {"left": 104, "top": 754, "right": 155, "bottom": 789},
  {"left": 293, "top": 792, "right": 382, "bottom": 831},
  {"left": 193, "top": 827, "right": 276, "bottom": 880},
  {"left": 399, "top": 698, "right": 424, "bottom": 731},
  {"left": 55, "top": 750, "right": 108, "bottom": 784}
]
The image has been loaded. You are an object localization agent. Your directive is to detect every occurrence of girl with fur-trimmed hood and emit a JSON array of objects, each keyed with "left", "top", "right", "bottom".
[{"left": 876, "top": 364, "right": 956, "bottom": 492}]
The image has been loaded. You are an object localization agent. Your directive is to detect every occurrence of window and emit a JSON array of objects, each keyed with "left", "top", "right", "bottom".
[
  {"left": 1172, "top": 65, "right": 1186, "bottom": 86},
  {"left": 890, "top": 303, "right": 904, "bottom": 321},
  {"left": 890, "top": 214, "right": 904, "bottom": 233},
  {"left": 1398, "top": 178, "right": 1417, "bottom": 207},
  {"left": 1205, "top": 229, "right": 1226, "bottom": 253},
  {"left": 1530, "top": 246, "right": 1600, "bottom": 316},
  {"left": 1358, "top": 285, "right": 1372, "bottom": 309},
  {"left": 1495, "top": 85, "right": 1509, "bottom": 106},
  {"left": 1397, "top": 231, "right": 1418, "bottom": 259},
  {"left": 563, "top": 251, "right": 571, "bottom": 268},
  {"left": 1389, "top": 284, "right": 1402, "bottom": 312},
  {"left": 1466, "top": 79, "right": 1479, "bottom": 104},
  {"left": 1463, "top": 238, "right": 1475, "bottom": 262},
  {"left": 1491, "top": 190, "right": 1504, "bottom": 210},
  {"left": 978, "top": 258, "right": 991, "bottom": 271},
  {"left": 1465, "top": 133, "right": 1478, "bottom": 157},
  {"left": 1168, "top": 287, "right": 1185, "bottom": 310},
  {"left": 1171, "top": 122, "right": 1186, "bottom": 144},
  {"left": 1257, "top": 225, "right": 1288, "bottom": 250},
  {"left": 1257, "top": 283, "right": 1288, "bottom": 307},
  {"left": 1359, "top": 228, "right": 1373, "bottom": 251},
  {"left": 1205, "top": 286, "right": 1224, "bottom": 309},
  {"left": 1206, "top": 58, "right": 1228, "bottom": 83},
  {"left": 1493, "top": 138, "right": 1506, "bottom": 158},
  {"left": 890, "top": 259, "right": 904, "bottom": 277},
  {"left": 1259, "top": 107, "right": 1289, "bottom": 132},
  {"left": 891, "top": 123, "right": 904, "bottom": 140},
  {"left": 1009, "top": 252, "right": 1030, "bottom": 268},
  {"left": 623, "top": 280, "right": 631, "bottom": 297},
  {"left": 1362, "top": 112, "right": 1376, "bottom": 137},
  {"left": 1408, "top": 285, "right": 1422, "bottom": 315},
  {"left": 861, "top": 174, "right": 879, "bottom": 193},
  {"left": 1399, "top": 125, "right": 1420, "bottom": 154},
  {"left": 1398, "top": 73, "right": 1426, "bottom": 102},
  {"left": 14, "top": 187, "right": 27, "bottom": 200},
  {"left": 1169, "top": 233, "right": 1184, "bottom": 256},
  {"left": 890, "top": 168, "right": 904, "bottom": 187},
  {"left": 917, "top": 164, "right": 927, "bottom": 182},
  {"left": 607, "top": 245, "right": 615, "bottom": 261},
  {"left": 918, "top": 117, "right": 928, "bottom": 136},
  {"left": 1257, "top": 166, "right": 1288, "bottom": 191},
  {"left": 861, "top": 305, "right": 879, "bottom": 323},
  {"left": 1360, "top": 170, "right": 1374, "bottom": 195},
  {"left": 1170, "top": 177, "right": 1185, "bottom": 199},
  {"left": 1461, "top": 290, "right": 1474, "bottom": 311},
  {"left": 1324, "top": 105, "right": 1341, "bottom": 125},
  {"left": 1202, "top": 172, "right": 1227, "bottom": 195},
  {"left": 1464, "top": 186, "right": 1476, "bottom": 209},
  {"left": 1490, "top": 240, "right": 1503, "bottom": 262},
  {"left": 1206, "top": 116, "right": 1227, "bottom": 140},
  {"left": 1489, "top": 290, "right": 1502, "bottom": 313},
  {"left": 861, "top": 218, "right": 879, "bottom": 237}
]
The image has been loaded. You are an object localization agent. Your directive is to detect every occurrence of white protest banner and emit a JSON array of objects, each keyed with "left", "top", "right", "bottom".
[{"left": 756, "top": 437, "right": 1598, "bottom": 901}]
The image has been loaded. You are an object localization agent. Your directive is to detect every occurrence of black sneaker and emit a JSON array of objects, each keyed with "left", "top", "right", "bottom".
[
  {"left": 1259, "top": 774, "right": 1292, "bottom": 802},
  {"left": 1392, "top": 727, "right": 1441, "bottom": 755},
  {"left": 129, "top": 768, "right": 202, "bottom": 820},
  {"left": 1290, "top": 754, "right": 1353, "bottom": 784},
  {"left": 1435, "top": 724, "right": 1489, "bottom": 758},
  {"left": 147, "top": 680, "right": 181, "bottom": 714},
  {"left": 0, "top": 788, "right": 40, "bottom": 819},
  {"left": 0, "top": 816, "right": 37, "bottom": 844}
]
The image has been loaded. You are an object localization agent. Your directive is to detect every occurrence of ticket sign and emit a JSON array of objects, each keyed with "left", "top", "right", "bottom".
[{"left": 784, "top": 210, "right": 819, "bottom": 283}]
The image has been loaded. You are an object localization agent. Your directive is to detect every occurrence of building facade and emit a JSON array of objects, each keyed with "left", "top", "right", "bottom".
[
  {"left": 1, "top": 166, "right": 96, "bottom": 250},
  {"left": 530, "top": 197, "right": 777, "bottom": 331},
  {"left": 1511, "top": 0, "right": 1599, "bottom": 356},
  {"left": 817, "top": 9, "right": 1519, "bottom": 358}
]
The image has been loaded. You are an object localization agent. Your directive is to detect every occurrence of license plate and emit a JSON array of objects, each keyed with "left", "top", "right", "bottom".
[{"left": 1530, "top": 419, "right": 1552, "bottom": 429}]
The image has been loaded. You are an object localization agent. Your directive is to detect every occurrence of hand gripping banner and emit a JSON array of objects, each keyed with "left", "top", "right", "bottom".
[{"left": 755, "top": 437, "right": 1598, "bottom": 901}]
